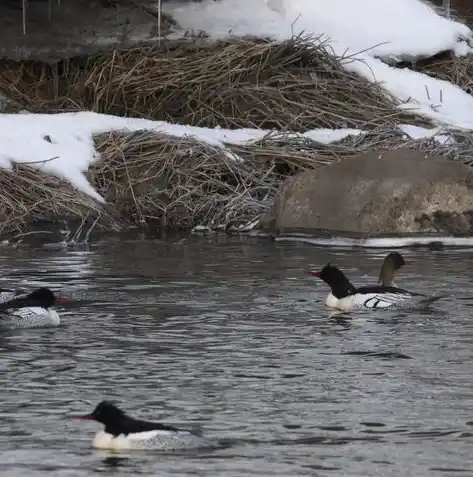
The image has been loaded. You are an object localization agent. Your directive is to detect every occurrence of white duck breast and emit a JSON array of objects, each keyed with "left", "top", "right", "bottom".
[
  {"left": 323, "top": 284, "right": 413, "bottom": 311},
  {"left": 92, "top": 429, "right": 210, "bottom": 450}
]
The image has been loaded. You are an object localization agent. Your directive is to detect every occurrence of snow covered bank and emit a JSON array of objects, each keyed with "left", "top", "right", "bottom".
[
  {"left": 0, "top": 109, "right": 451, "bottom": 205},
  {"left": 0, "top": 114, "right": 381, "bottom": 239},
  {"left": 166, "top": 0, "right": 473, "bottom": 130},
  {"left": 0, "top": 111, "right": 363, "bottom": 201},
  {"left": 0, "top": 110, "right": 456, "bottom": 241}
]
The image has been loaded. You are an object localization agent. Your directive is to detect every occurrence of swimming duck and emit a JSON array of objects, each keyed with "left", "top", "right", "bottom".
[
  {"left": 307, "top": 262, "right": 418, "bottom": 311},
  {"left": 72, "top": 401, "right": 213, "bottom": 451},
  {"left": 0, "top": 287, "right": 68, "bottom": 328},
  {"left": 306, "top": 250, "right": 436, "bottom": 311}
]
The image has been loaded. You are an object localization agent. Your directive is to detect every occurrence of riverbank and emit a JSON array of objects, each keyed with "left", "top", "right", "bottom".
[
  {"left": 0, "top": 110, "right": 466, "bottom": 245},
  {"left": 0, "top": 2, "right": 473, "bottom": 244}
]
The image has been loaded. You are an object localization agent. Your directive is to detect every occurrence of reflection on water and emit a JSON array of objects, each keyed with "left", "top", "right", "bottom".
[{"left": 0, "top": 236, "right": 472, "bottom": 477}]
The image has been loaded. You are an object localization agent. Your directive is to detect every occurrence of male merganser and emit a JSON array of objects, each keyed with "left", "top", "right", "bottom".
[
  {"left": 307, "top": 263, "right": 421, "bottom": 311},
  {"left": 72, "top": 401, "right": 212, "bottom": 451},
  {"left": 0, "top": 288, "right": 68, "bottom": 328}
]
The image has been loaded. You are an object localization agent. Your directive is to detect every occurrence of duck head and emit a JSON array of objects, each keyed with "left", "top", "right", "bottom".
[
  {"left": 379, "top": 252, "right": 406, "bottom": 286},
  {"left": 72, "top": 401, "right": 125, "bottom": 426},
  {"left": 307, "top": 263, "right": 357, "bottom": 298},
  {"left": 0, "top": 287, "right": 69, "bottom": 311}
]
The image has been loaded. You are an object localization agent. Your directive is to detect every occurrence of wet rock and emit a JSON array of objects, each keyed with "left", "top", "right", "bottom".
[
  {"left": 0, "top": 0, "right": 176, "bottom": 63},
  {"left": 260, "top": 148, "right": 473, "bottom": 236}
]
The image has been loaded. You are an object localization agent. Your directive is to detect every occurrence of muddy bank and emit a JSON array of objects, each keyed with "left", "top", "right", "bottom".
[{"left": 0, "top": 0, "right": 178, "bottom": 62}]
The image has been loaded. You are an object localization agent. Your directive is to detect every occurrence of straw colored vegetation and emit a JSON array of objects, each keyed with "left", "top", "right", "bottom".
[
  {"left": 0, "top": 35, "right": 431, "bottom": 130},
  {"left": 410, "top": 52, "right": 473, "bottom": 96},
  {"left": 0, "top": 129, "right": 337, "bottom": 240}
]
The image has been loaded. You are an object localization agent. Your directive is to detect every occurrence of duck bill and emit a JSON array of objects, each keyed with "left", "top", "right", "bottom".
[
  {"left": 70, "top": 414, "right": 94, "bottom": 420},
  {"left": 306, "top": 269, "right": 321, "bottom": 277},
  {"left": 55, "top": 297, "right": 71, "bottom": 303}
]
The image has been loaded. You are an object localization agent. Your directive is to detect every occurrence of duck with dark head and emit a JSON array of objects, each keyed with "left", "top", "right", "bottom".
[
  {"left": 72, "top": 400, "right": 214, "bottom": 450},
  {"left": 0, "top": 287, "right": 69, "bottom": 328},
  {"left": 306, "top": 252, "right": 430, "bottom": 312}
]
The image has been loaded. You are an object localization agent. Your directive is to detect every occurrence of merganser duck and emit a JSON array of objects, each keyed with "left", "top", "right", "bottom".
[
  {"left": 72, "top": 401, "right": 212, "bottom": 451},
  {"left": 378, "top": 251, "right": 406, "bottom": 287},
  {"left": 0, "top": 288, "right": 68, "bottom": 328},
  {"left": 307, "top": 262, "right": 421, "bottom": 311}
]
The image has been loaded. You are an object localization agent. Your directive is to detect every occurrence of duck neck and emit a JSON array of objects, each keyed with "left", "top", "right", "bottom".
[
  {"left": 378, "top": 263, "right": 394, "bottom": 286},
  {"left": 329, "top": 278, "right": 357, "bottom": 299}
]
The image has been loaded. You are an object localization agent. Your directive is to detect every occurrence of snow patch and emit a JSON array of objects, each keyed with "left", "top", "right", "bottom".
[
  {"left": 340, "top": 53, "right": 473, "bottom": 130},
  {"left": 274, "top": 0, "right": 472, "bottom": 60},
  {"left": 167, "top": 0, "right": 472, "bottom": 59},
  {"left": 399, "top": 124, "right": 453, "bottom": 145},
  {"left": 165, "top": 0, "right": 473, "bottom": 130}
]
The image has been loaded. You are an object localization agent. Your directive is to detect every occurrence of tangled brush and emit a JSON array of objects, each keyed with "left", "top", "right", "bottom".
[
  {"left": 0, "top": 35, "right": 431, "bottom": 131},
  {"left": 0, "top": 124, "right": 469, "bottom": 241}
]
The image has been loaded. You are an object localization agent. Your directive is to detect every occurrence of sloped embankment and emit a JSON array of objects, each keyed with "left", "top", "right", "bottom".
[{"left": 0, "top": 36, "right": 465, "bottom": 243}]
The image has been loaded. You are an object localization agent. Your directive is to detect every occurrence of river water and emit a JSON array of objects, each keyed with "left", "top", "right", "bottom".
[{"left": 0, "top": 236, "right": 472, "bottom": 477}]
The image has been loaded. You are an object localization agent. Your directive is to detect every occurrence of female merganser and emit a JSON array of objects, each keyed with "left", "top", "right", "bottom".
[
  {"left": 0, "top": 288, "right": 68, "bottom": 328},
  {"left": 307, "top": 263, "right": 421, "bottom": 311},
  {"left": 72, "top": 401, "right": 212, "bottom": 451},
  {"left": 378, "top": 251, "right": 406, "bottom": 287}
]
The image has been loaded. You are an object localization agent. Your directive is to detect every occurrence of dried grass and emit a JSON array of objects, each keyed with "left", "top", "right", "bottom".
[
  {"left": 403, "top": 52, "right": 473, "bottom": 96},
  {"left": 0, "top": 35, "right": 431, "bottom": 131},
  {"left": 91, "top": 131, "right": 284, "bottom": 232},
  {"left": 0, "top": 125, "right": 469, "bottom": 241},
  {"left": 0, "top": 163, "right": 111, "bottom": 241}
]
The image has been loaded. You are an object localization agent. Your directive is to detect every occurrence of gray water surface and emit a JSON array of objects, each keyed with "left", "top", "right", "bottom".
[{"left": 0, "top": 236, "right": 472, "bottom": 477}]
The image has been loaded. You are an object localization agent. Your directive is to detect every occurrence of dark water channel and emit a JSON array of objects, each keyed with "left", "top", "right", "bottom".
[{"left": 0, "top": 236, "right": 472, "bottom": 476}]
